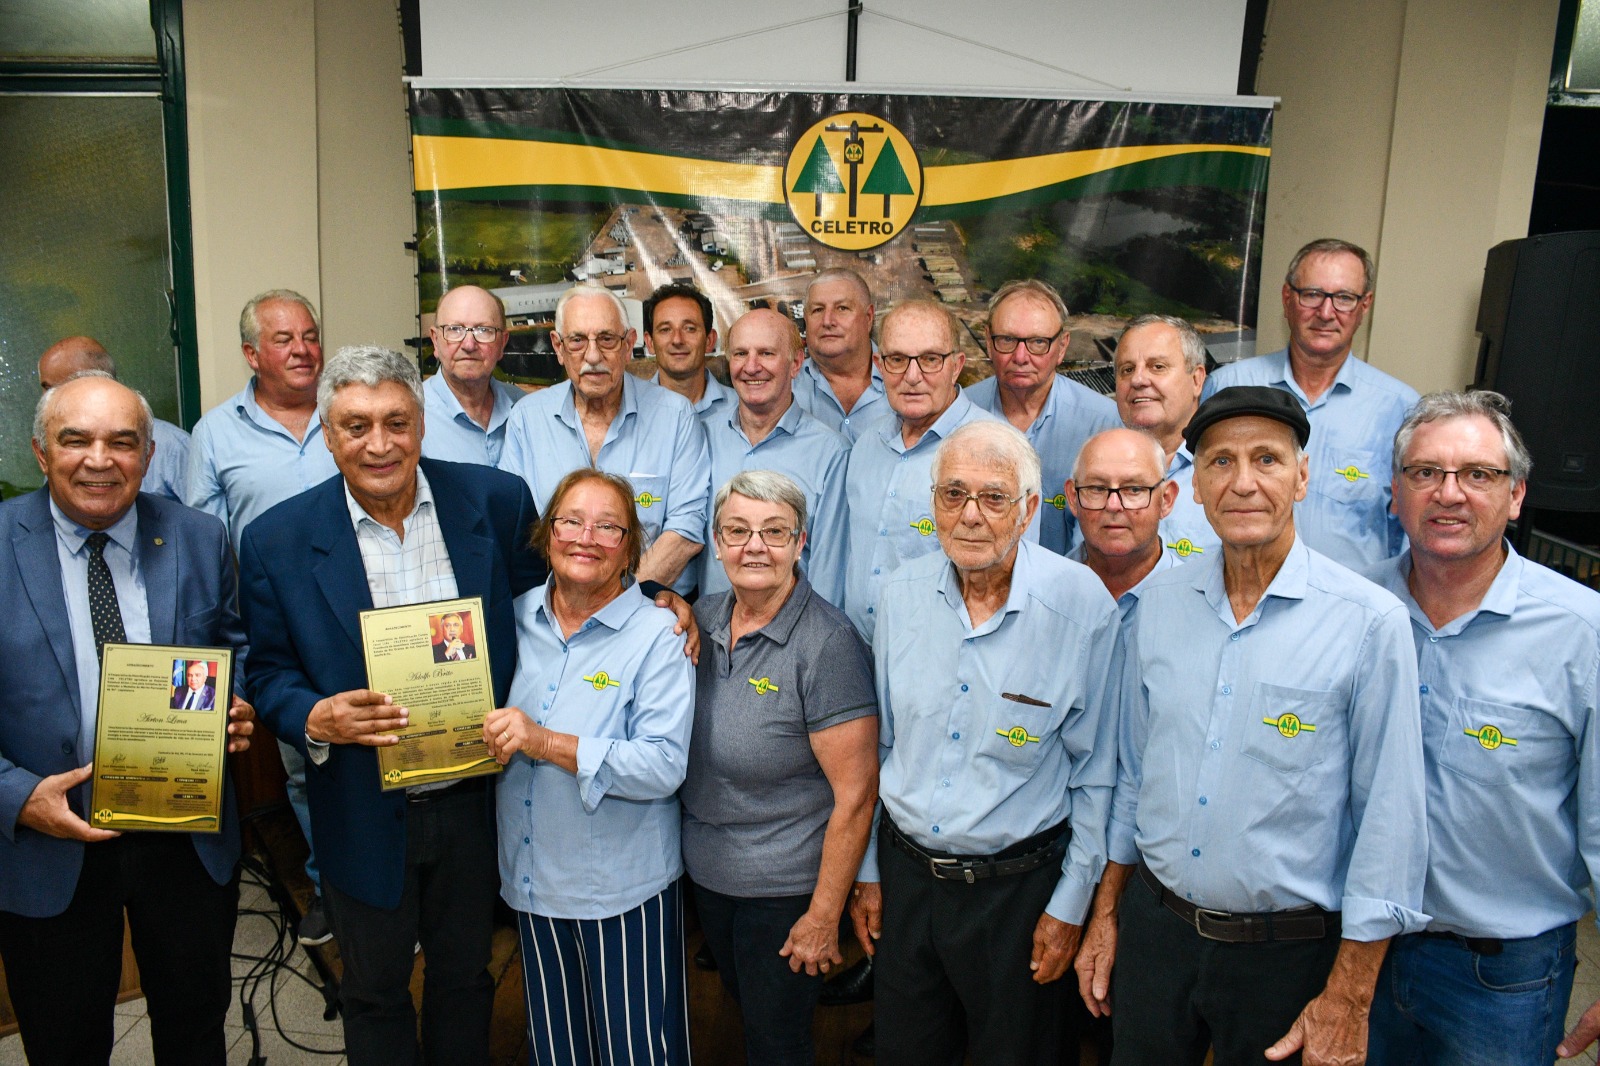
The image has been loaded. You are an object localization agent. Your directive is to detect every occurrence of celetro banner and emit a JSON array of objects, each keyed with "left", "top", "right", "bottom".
[{"left": 409, "top": 86, "right": 1272, "bottom": 377}]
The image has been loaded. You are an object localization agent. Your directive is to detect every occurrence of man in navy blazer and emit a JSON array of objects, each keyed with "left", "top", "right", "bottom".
[
  {"left": 172, "top": 659, "right": 219, "bottom": 710},
  {"left": 0, "top": 373, "right": 254, "bottom": 1063},
  {"left": 239, "top": 346, "right": 546, "bottom": 1065}
]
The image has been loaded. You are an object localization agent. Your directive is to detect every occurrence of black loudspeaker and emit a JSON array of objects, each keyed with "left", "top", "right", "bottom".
[{"left": 1474, "top": 231, "right": 1600, "bottom": 512}]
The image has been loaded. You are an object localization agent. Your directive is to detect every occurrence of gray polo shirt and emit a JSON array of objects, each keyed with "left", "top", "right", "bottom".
[{"left": 682, "top": 576, "right": 877, "bottom": 897}]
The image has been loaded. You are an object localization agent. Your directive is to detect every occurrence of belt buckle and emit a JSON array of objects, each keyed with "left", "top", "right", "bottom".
[
  {"left": 927, "top": 857, "right": 962, "bottom": 882},
  {"left": 1192, "top": 906, "right": 1234, "bottom": 941}
]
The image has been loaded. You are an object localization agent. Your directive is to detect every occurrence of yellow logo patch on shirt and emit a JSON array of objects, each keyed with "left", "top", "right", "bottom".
[
  {"left": 635, "top": 491, "right": 661, "bottom": 508},
  {"left": 1263, "top": 712, "right": 1316, "bottom": 738},
  {"left": 909, "top": 516, "right": 936, "bottom": 536},
  {"left": 996, "top": 725, "right": 1042, "bottom": 747},
  {"left": 1333, "top": 465, "right": 1371, "bottom": 483},
  {"left": 1465, "top": 724, "right": 1517, "bottom": 750},
  {"left": 748, "top": 677, "right": 780, "bottom": 696},
  {"left": 1167, "top": 538, "right": 1205, "bottom": 558},
  {"left": 582, "top": 671, "right": 622, "bottom": 691}
]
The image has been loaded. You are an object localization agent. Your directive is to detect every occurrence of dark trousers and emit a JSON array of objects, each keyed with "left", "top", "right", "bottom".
[
  {"left": 1110, "top": 868, "right": 1341, "bottom": 1066},
  {"left": 693, "top": 881, "right": 824, "bottom": 1066},
  {"left": 0, "top": 833, "right": 238, "bottom": 1066},
  {"left": 874, "top": 822, "right": 1069, "bottom": 1066},
  {"left": 321, "top": 787, "right": 499, "bottom": 1066}
]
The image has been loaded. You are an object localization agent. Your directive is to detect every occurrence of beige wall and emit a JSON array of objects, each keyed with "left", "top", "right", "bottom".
[
  {"left": 1255, "top": 0, "right": 1558, "bottom": 393},
  {"left": 184, "top": 0, "right": 415, "bottom": 409}
]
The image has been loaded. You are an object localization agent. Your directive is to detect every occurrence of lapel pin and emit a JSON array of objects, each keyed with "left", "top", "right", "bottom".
[{"left": 153, "top": 537, "right": 164, "bottom": 546}]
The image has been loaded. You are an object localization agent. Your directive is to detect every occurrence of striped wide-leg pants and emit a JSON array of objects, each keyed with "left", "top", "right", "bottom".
[{"left": 517, "top": 882, "right": 691, "bottom": 1066}]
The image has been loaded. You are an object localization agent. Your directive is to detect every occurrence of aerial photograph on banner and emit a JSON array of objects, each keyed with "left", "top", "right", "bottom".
[{"left": 409, "top": 87, "right": 1272, "bottom": 384}]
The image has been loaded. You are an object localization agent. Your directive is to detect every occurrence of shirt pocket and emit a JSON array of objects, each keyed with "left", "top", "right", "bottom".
[
  {"left": 1309, "top": 443, "right": 1386, "bottom": 506},
  {"left": 1439, "top": 696, "right": 1571, "bottom": 788},
  {"left": 1241, "top": 682, "right": 1341, "bottom": 774},
  {"left": 981, "top": 690, "right": 1065, "bottom": 769}
]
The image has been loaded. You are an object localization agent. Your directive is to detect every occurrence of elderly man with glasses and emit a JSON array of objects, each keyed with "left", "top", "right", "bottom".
[
  {"left": 422, "top": 284, "right": 527, "bottom": 467},
  {"left": 848, "top": 418, "right": 1121, "bottom": 1066},
  {"left": 1204, "top": 238, "right": 1419, "bottom": 569},
  {"left": 966, "top": 280, "right": 1120, "bottom": 555},
  {"left": 501, "top": 284, "right": 711, "bottom": 594},
  {"left": 1066, "top": 427, "right": 1181, "bottom": 622},
  {"left": 841, "top": 299, "right": 1002, "bottom": 645}
]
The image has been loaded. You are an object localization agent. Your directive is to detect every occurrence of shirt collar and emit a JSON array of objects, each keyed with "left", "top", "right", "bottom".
[
  {"left": 1387, "top": 541, "right": 1522, "bottom": 633},
  {"left": 557, "top": 373, "right": 640, "bottom": 430},
  {"left": 535, "top": 580, "right": 648, "bottom": 636},
  {"left": 936, "top": 538, "right": 1035, "bottom": 635},
  {"left": 1168, "top": 443, "right": 1194, "bottom": 475},
  {"left": 883, "top": 389, "right": 973, "bottom": 451},
  {"left": 708, "top": 575, "right": 815, "bottom": 651},
  {"left": 344, "top": 466, "right": 434, "bottom": 531},
  {"left": 49, "top": 496, "right": 139, "bottom": 556},
  {"left": 1200, "top": 533, "right": 1310, "bottom": 627},
  {"left": 1270, "top": 350, "right": 1354, "bottom": 407}
]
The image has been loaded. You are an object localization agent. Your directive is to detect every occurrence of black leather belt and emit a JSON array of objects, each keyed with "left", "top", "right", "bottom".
[
  {"left": 1137, "top": 862, "right": 1338, "bottom": 943},
  {"left": 885, "top": 816, "right": 1070, "bottom": 884},
  {"left": 1417, "top": 930, "right": 1504, "bottom": 957}
]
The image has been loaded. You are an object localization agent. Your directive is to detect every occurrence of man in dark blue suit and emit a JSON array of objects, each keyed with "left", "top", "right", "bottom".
[
  {"left": 0, "top": 372, "right": 254, "bottom": 1064},
  {"left": 172, "top": 659, "right": 219, "bottom": 710},
  {"left": 239, "top": 346, "right": 546, "bottom": 1065}
]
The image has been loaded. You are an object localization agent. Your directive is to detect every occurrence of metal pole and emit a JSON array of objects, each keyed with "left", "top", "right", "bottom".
[{"left": 845, "top": 1, "right": 859, "bottom": 81}]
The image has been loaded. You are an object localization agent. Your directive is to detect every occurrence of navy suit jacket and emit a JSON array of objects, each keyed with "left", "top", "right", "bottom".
[
  {"left": 173, "top": 683, "right": 217, "bottom": 710},
  {"left": 0, "top": 489, "right": 244, "bottom": 918},
  {"left": 239, "top": 459, "right": 544, "bottom": 909}
]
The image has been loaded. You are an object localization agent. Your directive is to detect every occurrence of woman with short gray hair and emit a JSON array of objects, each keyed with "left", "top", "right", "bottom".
[{"left": 680, "top": 469, "right": 879, "bottom": 1066}]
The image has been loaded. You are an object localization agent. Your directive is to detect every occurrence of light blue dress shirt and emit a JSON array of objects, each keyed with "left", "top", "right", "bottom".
[
  {"left": 859, "top": 541, "right": 1121, "bottom": 924},
  {"left": 145, "top": 418, "right": 191, "bottom": 503},
  {"left": 499, "top": 374, "right": 710, "bottom": 596},
  {"left": 49, "top": 500, "right": 153, "bottom": 757},
  {"left": 1204, "top": 349, "right": 1418, "bottom": 569},
  {"left": 419, "top": 372, "right": 526, "bottom": 467},
  {"left": 651, "top": 370, "right": 734, "bottom": 424},
  {"left": 1067, "top": 542, "right": 1179, "bottom": 629},
  {"left": 185, "top": 379, "right": 337, "bottom": 554},
  {"left": 842, "top": 392, "right": 1000, "bottom": 645},
  {"left": 965, "top": 375, "right": 1120, "bottom": 555},
  {"left": 1366, "top": 547, "right": 1600, "bottom": 940},
  {"left": 1158, "top": 445, "right": 1220, "bottom": 563},
  {"left": 496, "top": 583, "right": 694, "bottom": 920},
  {"left": 792, "top": 359, "right": 887, "bottom": 443},
  {"left": 1110, "top": 536, "right": 1429, "bottom": 941},
  {"left": 700, "top": 400, "right": 850, "bottom": 607}
]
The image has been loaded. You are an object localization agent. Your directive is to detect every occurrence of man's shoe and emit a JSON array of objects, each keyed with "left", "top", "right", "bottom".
[
  {"left": 693, "top": 939, "right": 718, "bottom": 971},
  {"left": 297, "top": 896, "right": 334, "bottom": 946},
  {"left": 819, "top": 956, "right": 873, "bottom": 1006},
  {"left": 851, "top": 1021, "right": 875, "bottom": 1058}
]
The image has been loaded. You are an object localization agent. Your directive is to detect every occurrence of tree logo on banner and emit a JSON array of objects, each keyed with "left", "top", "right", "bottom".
[{"left": 785, "top": 112, "right": 923, "bottom": 251}]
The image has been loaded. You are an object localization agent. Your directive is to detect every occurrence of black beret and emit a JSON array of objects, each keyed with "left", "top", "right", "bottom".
[{"left": 1183, "top": 385, "right": 1311, "bottom": 452}]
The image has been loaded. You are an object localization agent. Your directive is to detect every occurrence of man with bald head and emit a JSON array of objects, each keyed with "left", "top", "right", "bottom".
[
  {"left": 1114, "top": 315, "right": 1216, "bottom": 562},
  {"left": 501, "top": 284, "right": 710, "bottom": 593},
  {"left": 1066, "top": 428, "right": 1180, "bottom": 616},
  {"left": 700, "top": 308, "right": 850, "bottom": 605},
  {"left": 0, "top": 373, "right": 253, "bottom": 1063},
  {"left": 842, "top": 299, "right": 1000, "bottom": 644},
  {"left": 794, "top": 268, "right": 887, "bottom": 442},
  {"left": 38, "top": 335, "right": 191, "bottom": 503},
  {"left": 423, "top": 285, "right": 526, "bottom": 467},
  {"left": 967, "top": 280, "right": 1120, "bottom": 554}
]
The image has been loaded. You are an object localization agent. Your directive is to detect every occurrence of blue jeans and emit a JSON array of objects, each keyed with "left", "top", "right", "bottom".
[{"left": 1369, "top": 925, "right": 1577, "bottom": 1066}]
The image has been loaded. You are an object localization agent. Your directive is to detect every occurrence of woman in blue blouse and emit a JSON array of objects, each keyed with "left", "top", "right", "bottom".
[{"left": 484, "top": 468, "right": 695, "bottom": 1066}]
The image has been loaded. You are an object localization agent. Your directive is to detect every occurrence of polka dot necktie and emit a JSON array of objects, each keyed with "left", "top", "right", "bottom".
[{"left": 85, "top": 531, "right": 127, "bottom": 662}]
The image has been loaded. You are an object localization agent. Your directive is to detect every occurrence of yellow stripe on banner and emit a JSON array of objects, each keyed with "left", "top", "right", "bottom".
[
  {"left": 413, "top": 135, "right": 1270, "bottom": 208},
  {"left": 920, "top": 143, "right": 1270, "bottom": 206},
  {"left": 413, "top": 136, "right": 786, "bottom": 202}
]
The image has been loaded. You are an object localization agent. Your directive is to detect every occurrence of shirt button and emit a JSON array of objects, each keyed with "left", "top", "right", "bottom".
[
  {"left": 1419, "top": 684, "right": 1429, "bottom": 695},
  {"left": 1221, "top": 685, "right": 1232, "bottom": 695},
  {"left": 931, "top": 826, "right": 940, "bottom": 834},
  {"left": 1198, "top": 796, "right": 1207, "bottom": 805},
  {"left": 960, "top": 684, "right": 969, "bottom": 692},
  {"left": 1229, "top": 632, "right": 1240, "bottom": 641},
  {"left": 873, "top": 568, "right": 881, "bottom": 575},
  {"left": 942, "top": 778, "right": 951, "bottom": 787},
  {"left": 523, "top": 876, "right": 530, "bottom": 883},
  {"left": 61, "top": 742, "right": 73, "bottom": 755},
  {"left": 867, "top": 606, "right": 874, "bottom": 614},
  {"left": 541, "top": 702, "right": 549, "bottom": 710},
  {"left": 1210, "top": 739, "right": 1221, "bottom": 750},
  {"left": 888, "top": 490, "right": 897, "bottom": 498},
  {"left": 1429, "top": 636, "right": 1439, "bottom": 643},
  {"left": 1191, "top": 848, "right": 1201, "bottom": 857},
  {"left": 879, "top": 529, "right": 887, "bottom": 536},
  {"left": 952, "top": 732, "right": 961, "bottom": 740},
  {"left": 524, "top": 799, "right": 532, "bottom": 807},
  {"left": 523, "top": 837, "right": 530, "bottom": 844},
  {"left": 548, "top": 684, "right": 556, "bottom": 691}
]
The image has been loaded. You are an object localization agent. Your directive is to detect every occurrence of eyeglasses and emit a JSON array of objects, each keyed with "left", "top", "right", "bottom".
[
  {"left": 933, "top": 484, "right": 1025, "bottom": 517},
  {"left": 988, "top": 332, "right": 1063, "bottom": 356},
  {"left": 1287, "top": 284, "right": 1366, "bottom": 313},
  {"left": 1073, "top": 483, "right": 1163, "bottom": 510},
  {"left": 879, "top": 351, "right": 955, "bottom": 375},
  {"left": 550, "top": 516, "right": 628, "bottom": 547},
  {"left": 717, "top": 525, "right": 800, "bottom": 547},
  {"left": 560, "top": 331, "right": 628, "bottom": 354},
  {"left": 436, "top": 324, "right": 503, "bottom": 343},
  {"left": 1399, "top": 465, "right": 1512, "bottom": 493}
]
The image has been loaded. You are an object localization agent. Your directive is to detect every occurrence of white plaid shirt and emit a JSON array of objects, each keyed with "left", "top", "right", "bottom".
[{"left": 343, "top": 468, "right": 459, "bottom": 609}]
